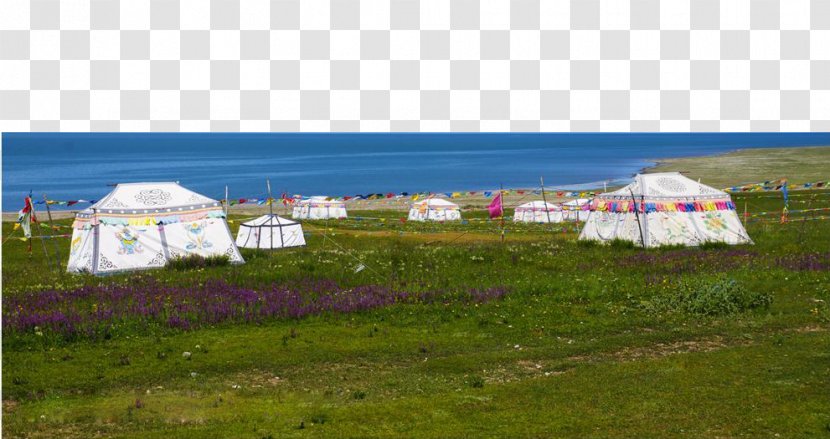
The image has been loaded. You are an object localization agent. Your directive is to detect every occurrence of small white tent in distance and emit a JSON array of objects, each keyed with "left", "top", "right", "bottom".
[
  {"left": 235, "top": 214, "right": 305, "bottom": 249},
  {"left": 562, "top": 198, "right": 592, "bottom": 221},
  {"left": 513, "top": 201, "right": 562, "bottom": 223},
  {"left": 292, "top": 196, "right": 347, "bottom": 220},
  {"left": 408, "top": 198, "right": 462, "bottom": 221},
  {"left": 579, "top": 172, "right": 752, "bottom": 248},
  {"left": 67, "top": 182, "right": 243, "bottom": 274}
]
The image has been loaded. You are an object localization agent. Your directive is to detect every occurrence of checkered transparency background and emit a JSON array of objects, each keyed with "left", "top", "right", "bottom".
[{"left": 1, "top": 0, "right": 829, "bottom": 132}]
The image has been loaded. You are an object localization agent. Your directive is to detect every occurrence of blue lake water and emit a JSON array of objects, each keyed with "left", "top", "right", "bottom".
[{"left": 2, "top": 132, "right": 829, "bottom": 211}]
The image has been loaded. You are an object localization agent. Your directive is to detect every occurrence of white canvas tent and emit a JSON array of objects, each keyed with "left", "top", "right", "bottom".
[
  {"left": 408, "top": 198, "right": 461, "bottom": 221},
  {"left": 562, "top": 198, "right": 592, "bottom": 221},
  {"left": 67, "top": 182, "right": 243, "bottom": 274},
  {"left": 292, "top": 196, "right": 347, "bottom": 220},
  {"left": 513, "top": 201, "right": 562, "bottom": 223},
  {"left": 579, "top": 172, "right": 752, "bottom": 248},
  {"left": 235, "top": 214, "right": 305, "bottom": 249}
]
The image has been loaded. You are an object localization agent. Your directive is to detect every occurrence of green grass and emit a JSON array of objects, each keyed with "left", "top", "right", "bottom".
[
  {"left": 647, "top": 145, "right": 830, "bottom": 188},
  {"left": 2, "top": 190, "right": 830, "bottom": 438}
]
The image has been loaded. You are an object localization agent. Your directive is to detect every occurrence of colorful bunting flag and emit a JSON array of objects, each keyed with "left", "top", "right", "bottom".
[
  {"left": 488, "top": 191, "right": 503, "bottom": 219},
  {"left": 17, "top": 196, "right": 36, "bottom": 239}
]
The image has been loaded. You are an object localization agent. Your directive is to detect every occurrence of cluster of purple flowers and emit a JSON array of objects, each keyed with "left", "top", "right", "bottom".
[
  {"left": 2, "top": 280, "right": 509, "bottom": 339},
  {"left": 618, "top": 249, "right": 757, "bottom": 274},
  {"left": 774, "top": 252, "right": 830, "bottom": 271},
  {"left": 621, "top": 249, "right": 830, "bottom": 275}
]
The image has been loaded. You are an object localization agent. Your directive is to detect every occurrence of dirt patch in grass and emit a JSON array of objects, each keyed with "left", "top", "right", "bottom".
[
  {"left": 604, "top": 338, "right": 743, "bottom": 362},
  {"left": 3, "top": 399, "right": 19, "bottom": 413},
  {"left": 227, "top": 369, "right": 286, "bottom": 388},
  {"left": 490, "top": 336, "right": 755, "bottom": 385},
  {"left": 564, "top": 336, "right": 758, "bottom": 366},
  {"left": 788, "top": 325, "right": 828, "bottom": 334}
]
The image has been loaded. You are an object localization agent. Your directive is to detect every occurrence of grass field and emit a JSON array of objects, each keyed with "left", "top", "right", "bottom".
[
  {"left": 647, "top": 145, "right": 830, "bottom": 188},
  {"left": 3, "top": 145, "right": 830, "bottom": 438},
  {"left": 3, "top": 187, "right": 829, "bottom": 438}
]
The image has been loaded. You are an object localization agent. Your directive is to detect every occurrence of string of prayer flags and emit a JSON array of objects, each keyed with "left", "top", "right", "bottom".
[{"left": 20, "top": 178, "right": 828, "bottom": 209}]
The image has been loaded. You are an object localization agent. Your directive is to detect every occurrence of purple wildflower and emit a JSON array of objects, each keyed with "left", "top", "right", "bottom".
[{"left": 3, "top": 280, "right": 510, "bottom": 340}]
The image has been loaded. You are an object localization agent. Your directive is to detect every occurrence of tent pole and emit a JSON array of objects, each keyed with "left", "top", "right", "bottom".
[
  {"left": 641, "top": 194, "right": 649, "bottom": 247},
  {"left": 266, "top": 178, "right": 274, "bottom": 251},
  {"left": 224, "top": 185, "right": 229, "bottom": 218},
  {"left": 91, "top": 207, "right": 99, "bottom": 274},
  {"left": 540, "top": 176, "right": 551, "bottom": 224},
  {"left": 43, "top": 194, "right": 62, "bottom": 270},
  {"left": 629, "top": 188, "right": 646, "bottom": 249}
]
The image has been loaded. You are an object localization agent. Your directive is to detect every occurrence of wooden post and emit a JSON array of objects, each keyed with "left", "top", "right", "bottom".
[
  {"left": 25, "top": 196, "right": 33, "bottom": 256},
  {"left": 29, "top": 195, "right": 53, "bottom": 270},
  {"left": 266, "top": 178, "right": 274, "bottom": 250},
  {"left": 742, "top": 200, "right": 747, "bottom": 227},
  {"left": 500, "top": 183, "right": 505, "bottom": 244},
  {"left": 224, "top": 185, "right": 229, "bottom": 218},
  {"left": 540, "top": 176, "right": 552, "bottom": 224},
  {"left": 283, "top": 188, "right": 289, "bottom": 216},
  {"left": 797, "top": 196, "right": 812, "bottom": 244},
  {"left": 43, "top": 194, "right": 61, "bottom": 269}
]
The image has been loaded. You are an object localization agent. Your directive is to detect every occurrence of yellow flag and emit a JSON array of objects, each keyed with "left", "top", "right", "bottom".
[{"left": 13, "top": 223, "right": 20, "bottom": 230}]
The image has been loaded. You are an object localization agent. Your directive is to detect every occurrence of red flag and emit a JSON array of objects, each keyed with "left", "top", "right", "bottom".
[
  {"left": 18, "top": 196, "right": 37, "bottom": 241},
  {"left": 488, "top": 191, "right": 503, "bottom": 219}
]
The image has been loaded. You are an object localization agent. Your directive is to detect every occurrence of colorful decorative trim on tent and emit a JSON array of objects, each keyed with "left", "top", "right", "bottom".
[
  {"left": 72, "top": 209, "right": 226, "bottom": 229},
  {"left": 515, "top": 207, "right": 560, "bottom": 212},
  {"left": 299, "top": 203, "right": 347, "bottom": 208},
  {"left": 591, "top": 199, "right": 736, "bottom": 213},
  {"left": 561, "top": 204, "right": 591, "bottom": 211},
  {"left": 413, "top": 206, "right": 459, "bottom": 212}
]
